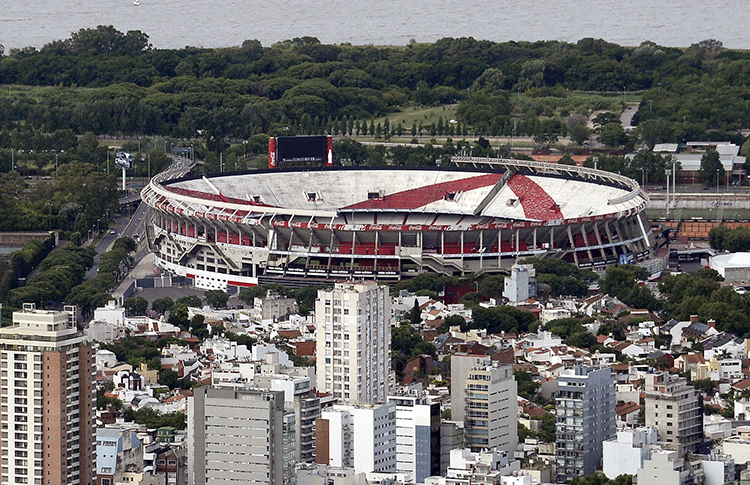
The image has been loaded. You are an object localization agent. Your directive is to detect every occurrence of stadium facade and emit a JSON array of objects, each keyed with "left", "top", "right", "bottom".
[{"left": 141, "top": 157, "right": 653, "bottom": 291}]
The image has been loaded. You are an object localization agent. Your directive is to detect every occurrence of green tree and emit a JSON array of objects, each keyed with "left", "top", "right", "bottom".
[
  {"left": 96, "top": 386, "right": 122, "bottom": 410},
  {"left": 478, "top": 275, "right": 504, "bottom": 300},
  {"left": 515, "top": 370, "right": 540, "bottom": 400},
  {"left": 599, "top": 265, "right": 656, "bottom": 310},
  {"left": 700, "top": 149, "right": 724, "bottom": 187},
  {"left": 470, "top": 306, "right": 537, "bottom": 334},
  {"left": 438, "top": 314, "right": 465, "bottom": 334},
  {"left": 294, "top": 285, "right": 326, "bottom": 316},
  {"left": 190, "top": 314, "right": 208, "bottom": 339},
  {"left": 569, "top": 124, "right": 592, "bottom": 145},
  {"left": 391, "top": 324, "right": 436, "bottom": 376},
  {"left": 123, "top": 296, "right": 148, "bottom": 315},
  {"left": 535, "top": 412, "right": 557, "bottom": 442},
  {"left": 151, "top": 297, "right": 174, "bottom": 314},
  {"left": 158, "top": 368, "right": 179, "bottom": 389},
  {"left": 408, "top": 300, "right": 423, "bottom": 325},
  {"left": 599, "top": 122, "right": 625, "bottom": 147},
  {"left": 204, "top": 289, "right": 229, "bottom": 309},
  {"left": 175, "top": 295, "right": 203, "bottom": 307}
]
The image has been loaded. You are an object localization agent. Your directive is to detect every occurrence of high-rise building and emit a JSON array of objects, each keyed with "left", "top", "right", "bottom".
[
  {"left": 440, "top": 421, "right": 464, "bottom": 476},
  {"left": 188, "top": 387, "right": 296, "bottom": 485},
  {"left": 450, "top": 353, "right": 491, "bottom": 424},
  {"left": 387, "top": 391, "right": 441, "bottom": 483},
  {"left": 0, "top": 303, "right": 96, "bottom": 485},
  {"left": 315, "top": 281, "right": 391, "bottom": 404},
  {"left": 644, "top": 371, "right": 703, "bottom": 454},
  {"left": 245, "top": 351, "right": 321, "bottom": 464},
  {"left": 316, "top": 403, "right": 397, "bottom": 474},
  {"left": 555, "top": 366, "right": 616, "bottom": 483},
  {"left": 463, "top": 363, "right": 517, "bottom": 454}
]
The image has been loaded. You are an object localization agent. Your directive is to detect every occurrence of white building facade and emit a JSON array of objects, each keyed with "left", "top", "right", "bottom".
[
  {"left": 316, "top": 281, "right": 391, "bottom": 404},
  {"left": 388, "top": 392, "right": 441, "bottom": 483},
  {"left": 317, "top": 403, "right": 397, "bottom": 474},
  {"left": 602, "top": 427, "right": 658, "bottom": 478}
]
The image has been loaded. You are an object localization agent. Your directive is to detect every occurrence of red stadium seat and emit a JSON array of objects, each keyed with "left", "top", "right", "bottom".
[{"left": 507, "top": 174, "right": 564, "bottom": 221}]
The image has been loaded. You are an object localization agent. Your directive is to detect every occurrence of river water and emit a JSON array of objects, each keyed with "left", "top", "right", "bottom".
[{"left": 2, "top": 0, "right": 749, "bottom": 51}]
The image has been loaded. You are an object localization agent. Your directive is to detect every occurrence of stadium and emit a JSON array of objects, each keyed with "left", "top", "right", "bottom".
[{"left": 141, "top": 157, "right": 653, "bottom": 292}]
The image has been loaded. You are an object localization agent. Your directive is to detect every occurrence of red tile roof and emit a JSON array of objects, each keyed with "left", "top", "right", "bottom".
[{"left": 616, "top": 401, "right": 641, "bottom": 416}]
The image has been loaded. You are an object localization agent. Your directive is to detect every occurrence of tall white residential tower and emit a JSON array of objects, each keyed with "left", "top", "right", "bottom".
[{"left": 315, "top": 281, "right": 391, "bottom": 404}]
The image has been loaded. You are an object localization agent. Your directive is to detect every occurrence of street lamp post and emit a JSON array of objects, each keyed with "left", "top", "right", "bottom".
[
  {"left": 666, "top": 169, "right": 671, "bottom": 219},
  {"left": 717, "top": 169, "right": 720, "bottom": 194}
]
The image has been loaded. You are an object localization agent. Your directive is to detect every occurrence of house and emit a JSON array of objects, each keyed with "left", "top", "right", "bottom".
[
  {"left": 616, "top": 401, "right": 641, "bottom": 426},
  {"left": 675, "top": 353, "right": 706, "bottom": 379},
  {"left": 654, "top": 141, "right": 746, "bottom": 184},
  {"left": 401, "top": 354, "right": 441, "bottom": 380},
  {"left": 702, "top": 332, "right": 746, "bottom": 360},
  {"left": 661, "top": 315, "right": 719, "bottom": 348}
]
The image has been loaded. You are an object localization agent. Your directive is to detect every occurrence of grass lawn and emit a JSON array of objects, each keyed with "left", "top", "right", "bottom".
[{"left": 372, "top": 104, "right": 460, "bottom": 130}]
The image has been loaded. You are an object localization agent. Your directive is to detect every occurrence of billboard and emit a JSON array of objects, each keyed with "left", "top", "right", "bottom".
[
  {"left": 115, "top": 152, "right": 134, "bottom": 169},
  {"left": 269, "top": 136, "right": 332, "bottom": 169}
]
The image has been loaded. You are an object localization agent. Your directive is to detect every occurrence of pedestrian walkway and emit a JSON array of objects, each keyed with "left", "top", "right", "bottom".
[{"left": 112, "top": 250, "right": 154, "bottom": 303}]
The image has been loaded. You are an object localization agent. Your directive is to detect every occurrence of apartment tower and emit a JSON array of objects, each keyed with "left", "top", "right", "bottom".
[
  {"left": 188, "top": 387, "right": 296, "bottom": 485},
  {"left": 387, "top": 391, "right": 441, "bottom": 483},
  {"left": 555, "top": 366, "right": 616, "bottom": 483},
  {"left": 315, "top": 281, "right": 391, "bottom": 404},
  {"left": 644, "top": 371, "right": 703, "bottom": 454},
  {"left": 0, "top": 303, "right": 96, "bottom": 485},
  {"left": 464, "top": 363, "right": 517, "bottom": 454}
]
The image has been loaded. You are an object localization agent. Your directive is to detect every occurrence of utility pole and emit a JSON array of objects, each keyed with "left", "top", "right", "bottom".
[{"left": 666, "top": 169, "right": 671, "bottom": 219}]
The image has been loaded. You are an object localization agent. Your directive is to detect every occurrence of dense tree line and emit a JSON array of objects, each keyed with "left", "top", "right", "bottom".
[
  {"left": 544, "top": 317, "right": 598, "bottom": 348},
  {"left": 0, "top": 29, "right": 749, "bottom": 148},
  {"left": 66, "top": 236, "right": 137, "bottom": 317},
  {"left": 709, "top": 225, "right": 750, "bottom": 252},
  {"left": 522, "top": 257, "right": 597, "bottom": 298},
  {"left": 0, "top": 157, "right": 120, "bottom": 233},
  {"left": 4, "top": 244, "right": 95, "bottom": 310},
  {"left": 0, "top": 237, "right": 56, "bottom": 305},
  {"left": 658, "top": 269, "right": 750, "bottom": 337},
  {"left": 599, "top": 264, "right": 658, "bottom": 310}
]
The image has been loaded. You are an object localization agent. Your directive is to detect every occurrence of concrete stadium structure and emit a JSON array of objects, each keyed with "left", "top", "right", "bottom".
[{"left": 141, "top": 157, "right": 653, "bottom": 291}]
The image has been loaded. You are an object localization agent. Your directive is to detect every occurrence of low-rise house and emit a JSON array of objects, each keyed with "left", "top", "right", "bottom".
[
  {"left": 675, "top": 352, "right": 706, "bottom": 378},
  {"left": 702, "top": 332, "right": 746, "bottom": 360},
  {"left": 615, "top": 401, "right": 641, "bottom": 426}
]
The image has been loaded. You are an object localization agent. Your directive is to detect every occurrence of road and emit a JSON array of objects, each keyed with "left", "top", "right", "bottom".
[
  {"left": 84, "top": 217, "right": 131, "bottom": 280},
  {"left": 620, "top": 105, "right": 639, "bottom": 129},
  {"left": 86, "top": 155, "right": 194, "bottom": 282}
]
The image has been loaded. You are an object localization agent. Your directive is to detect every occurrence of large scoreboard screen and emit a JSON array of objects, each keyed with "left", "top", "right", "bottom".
[{"left": 269, "top": 136, "right": 333, "bottom": 169}]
